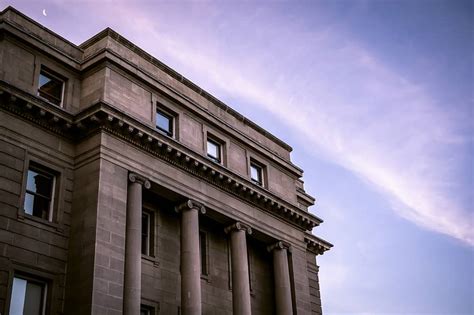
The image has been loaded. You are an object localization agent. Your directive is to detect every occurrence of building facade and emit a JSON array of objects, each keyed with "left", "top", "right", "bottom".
[{"left": 0, "top": 7, "right": 332, "bottom": 315}]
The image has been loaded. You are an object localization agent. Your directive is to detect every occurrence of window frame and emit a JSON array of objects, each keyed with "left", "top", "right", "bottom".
[
  {"left": 140, "top": 304, "right": 156, "bottom": 315},
  {"left": 199, "top": 230, "right": 209, "bottom": 278},
  {"left": 206, "top": 137, "right": 222, "bottom": 164},
  {"left": 23, "top": 162, "right": 57, "bottom": 222},
  {"left": 155, "top": 108, "right": 175, "bottom": 137},
  {"left": 37, "top": 67, "right": 65, "bottom": 107},
  {"left": 8, "top": 273, "right": 49, "bottom": 315},
  {"left": 249, "top": 160, "right": 265, "bottom": 187},
  {"left": 141, "top": 209, "right": 155, "bottom": 257}
]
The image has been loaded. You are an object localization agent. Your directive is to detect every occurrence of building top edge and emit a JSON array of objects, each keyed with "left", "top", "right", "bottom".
[
  {"left": 79, "top": 27, "right": 294, "bottom": 154},
  {"left": 1, "top": 6, "right": 83, "bottom": 58},
  {"left": 2, "top": 6, "right": 295, "bottom": 156}
]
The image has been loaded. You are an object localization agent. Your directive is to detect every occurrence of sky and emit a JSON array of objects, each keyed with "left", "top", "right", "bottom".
[{"left": 2, "top": 0, "right": 473, "bottom": 314}]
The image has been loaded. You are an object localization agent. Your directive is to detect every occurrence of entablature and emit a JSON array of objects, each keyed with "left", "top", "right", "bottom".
[
  {"left": 0, "top": 83, "right": 323, "bottom": 231},
  {"left": 304, "top": 233, "right": 333, "bottom": 255}
]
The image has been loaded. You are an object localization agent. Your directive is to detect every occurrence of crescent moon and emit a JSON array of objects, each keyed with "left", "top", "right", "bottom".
[{"left": 42, "top": 9, "right": 47, "bottom": 16}]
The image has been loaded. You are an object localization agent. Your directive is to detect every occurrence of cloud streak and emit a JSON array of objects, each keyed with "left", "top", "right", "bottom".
[{"left": 56, "top": 1, "right": 473, "bottom": 246}]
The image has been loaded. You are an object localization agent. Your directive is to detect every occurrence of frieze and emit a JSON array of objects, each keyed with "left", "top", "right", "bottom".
[{"left": 0, "top": 83, "right": 323, "bottom": 231}]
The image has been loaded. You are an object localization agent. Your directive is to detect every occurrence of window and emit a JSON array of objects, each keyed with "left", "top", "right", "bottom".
[
  {"left": 141, "top": 211, "right": 154, "bottom": 256},
  {"left": 24, "top": 163, "right": 56, "bottom": 221},
  {"left": 140, "top": 304, "right": 155, "bottom": 315},
  {"left": 156, "top": 109, "right": 173, "bottom": 137},
  {"left": 9, "top": 275, "right": 47, "bottom": 315},
  {"left": 38, "top": 68, "right": 64, "bottom": 106},
  {"left": 199, "top": 231, "right": 208, "bottom": 276},
  {"left": 206, "top": 138, "right": 221, "bottom": 163},
  {"left": 250, "top": 161, "right": 264, "bottom": 186}
]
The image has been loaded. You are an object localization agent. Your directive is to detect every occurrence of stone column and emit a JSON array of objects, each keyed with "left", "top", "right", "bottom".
[
  {"left": 268, "top": 241, "right": 293, "bottom": 315},
  {"left": 224, "top": 222, "right": 252, "bottom": 315},
  {"left": 175, "top": 200, "right": 206, "bottom": 315},
  {"left": 123, "top": 173, "right": 150, "bottom": 315}
]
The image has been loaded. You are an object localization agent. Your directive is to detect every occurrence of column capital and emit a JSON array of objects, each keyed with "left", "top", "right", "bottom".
[
  {"left": 267, "top": 241, "right": 291, "bottom": 253},
  {"left": 175, "top": 199, "right": 206, "bottom": 215},
  {"left": 224, "top": 221, "right": 252, "bottom": 235},
  {"left": 128, "top": 172, "right": 151, "bottom": 189}
]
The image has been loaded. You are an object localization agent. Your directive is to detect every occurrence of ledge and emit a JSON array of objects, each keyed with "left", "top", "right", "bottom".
[
  {"left": 0, "top": 83, "right": 324, "bottom": 231},
  {"left": 304, "top": 233, "right": 333, "bottom": 255}
]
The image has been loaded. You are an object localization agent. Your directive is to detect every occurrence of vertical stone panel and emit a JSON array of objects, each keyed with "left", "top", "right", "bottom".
[
  {"left": 292, "top": 246, "right": 313, "bottom": 315},
  {"left": 228, "top": 142, "right": 247, "bottom": 175},
  {"left": 180, "top": 114, "right": 203, "bottom": 151},
  {"left": 2, "top": 40, "right": 35, "bottom": 92},
  {"left": 307, "top": 253, "right": 323, "bottom": 315},
  {"left": 65, "top": 158, "right": 100, "bottom": 315},
  {"left": 94, "top": 159, "right": 128, "bottom": 313}
]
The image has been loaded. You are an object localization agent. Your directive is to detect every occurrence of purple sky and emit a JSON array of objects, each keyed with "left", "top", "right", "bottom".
[{"left": 3, "top": 0, "right": 473, "bottom": 314}]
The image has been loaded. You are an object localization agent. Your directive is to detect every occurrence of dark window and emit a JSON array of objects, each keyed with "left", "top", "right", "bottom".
[
  {"left": 199, "top": 231, "right": 208, "bottom": 276},
  {"left": 38, "top": 69, "right": 64, "bottom": 106},
  {"left": 156, "top": 109, "right": 173, "bottom": 137},
  {"left": 250, "top": 162, "right": 263, "bottom": 186},
  {"left": 141, "top": 211, "right": 153, "bottom": 256},
  {"left": 140, "top": 304, "right": 154, "bottom": 315},
  {"left": 9, "top": 275, "right": 47, "bottom": 315},
  {"left": 24, "top": 164, "right": 55, "bottom": 221},
  {"left": 206, "top": 138, "right": 221, "bottom": 163}
]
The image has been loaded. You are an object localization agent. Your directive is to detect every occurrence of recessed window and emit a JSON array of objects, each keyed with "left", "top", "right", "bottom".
[
  {"left": 24, "top": 163, "right": 56, "bottom": 221},
  {"left": 206, "top": 138, "right": 221, "bottom": 163},
  {"left": 250, "top": 161, "right": 264, "bottom": 186},
  {"left": 156, "top": 109, "right": 173, "bottom": 137},
  {"left": 9, "top": 275, "right": 47, "bottom": 315},
  {"left": 141, "top": 211, "right": 154, "bottom": 256},
  {"left": 199, "top": 231, "right": 208, "bottom": 276},
  {"left": 140, "top": 304, "right": 155, "bottom": 315},
  {"left": 38, "top": 69, "right": 64, "bottom": 106}
]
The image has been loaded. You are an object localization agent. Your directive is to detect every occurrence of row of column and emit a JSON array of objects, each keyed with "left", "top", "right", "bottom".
[{"left": 124, "top": 173, "right": 294, "bottom": 315}]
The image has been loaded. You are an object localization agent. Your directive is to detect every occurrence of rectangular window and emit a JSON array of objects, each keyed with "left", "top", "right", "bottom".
[
  {"left": 38, "top": 68, "right": 64, "bottom": 106},
  {"left": 206, "top": 138, "right": 221, "bottom": 163},
  {"left": 24, "top": 163, "right": 56, "bottom": 221},
  {"left": 199, "top": 231, "right": 208, "bottom": 276},
  {"left": 9, "top": 275, "right": 47, "bottom": 315},
  {"left": 140, "top": 304, "right": 154, "bottom": 315},
  {"left": 141, "top": 211, "right": 154, "bottom": 256},
  {"left": 250, "top": 161, "right": 264, "bottom": 186},
  {"left": 156, "top": 109, "right": 173, "bottom": 137}
]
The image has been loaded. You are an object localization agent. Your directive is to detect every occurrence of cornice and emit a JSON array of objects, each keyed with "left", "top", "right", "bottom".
[
  {"left": 0, "top": 7, "right": 82, "bottom": 63},
  {"left": 78, "top": 27, "right": 293, "bottom": 153},
  {"left": 0, "top": 82, "right": 323, "bottom": 231},
  {"left": 304, "top": 233, "right": 333, "bottom": 256}
]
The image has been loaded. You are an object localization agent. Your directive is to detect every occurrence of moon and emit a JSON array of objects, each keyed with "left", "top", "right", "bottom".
[{"left": 42, "top": 9, "right": 47, "bottom": 16}]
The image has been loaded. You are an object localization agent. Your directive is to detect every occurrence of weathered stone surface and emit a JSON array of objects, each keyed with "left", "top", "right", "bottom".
[{"left": 0, "top": 6, "right": 331, "bottom": 315}]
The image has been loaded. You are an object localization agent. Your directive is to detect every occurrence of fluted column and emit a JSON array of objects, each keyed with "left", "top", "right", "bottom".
[
  {"left": 123, "top": 173, "right": 150, "bottom": 315},
  {"left": 268, "top": 241, "right": 293, "bottom": 315},
  {"left": 175, "top": 200, "right": 206, "bottom": 315},
  {"left": 224, "top": 222, "right": 252, "bottom": 315}
]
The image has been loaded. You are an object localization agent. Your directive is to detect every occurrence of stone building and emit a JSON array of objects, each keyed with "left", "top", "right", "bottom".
[{"left": 0, "top": 6, "right": 332, "bottom": 315}]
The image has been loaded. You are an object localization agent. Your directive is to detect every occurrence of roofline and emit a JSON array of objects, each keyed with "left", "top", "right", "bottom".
[
  {"left": 0, "top": 6, "right": 83, "bottom": 56},
  {"left": 80, "top": 27, "right": 294, "bottom": 153}
]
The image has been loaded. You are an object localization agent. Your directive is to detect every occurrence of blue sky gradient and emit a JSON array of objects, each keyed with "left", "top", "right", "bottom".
[{"left": 3, "top": 0, "right": 472, "bottom": 313}]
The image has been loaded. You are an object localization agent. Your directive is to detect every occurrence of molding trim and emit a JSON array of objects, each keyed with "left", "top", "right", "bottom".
[
  {"left": 304, "top": 233, "right": 333, "bottom": 256},
  {"left": 175, "top": 199, "right": 206, "bottom": 215},
  {"left": 267, "top": 241, "right": 292, "bottom": 253},
  {"left": 0, "top": 83, "right": 323, "bottom": 231},
  {"left": 224, "top": 221, "right": 252, "bottom": 235},
  {"left": 128, "top": 172, "right": 151, "bottom": 189}
]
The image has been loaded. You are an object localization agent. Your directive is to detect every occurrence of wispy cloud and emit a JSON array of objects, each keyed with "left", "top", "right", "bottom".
[
  {"left": 136, "top": 11, "right": 473, "bottom": 245},
  {"left": 53, "top": 1, "right": 473, "bottom": 245}
]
